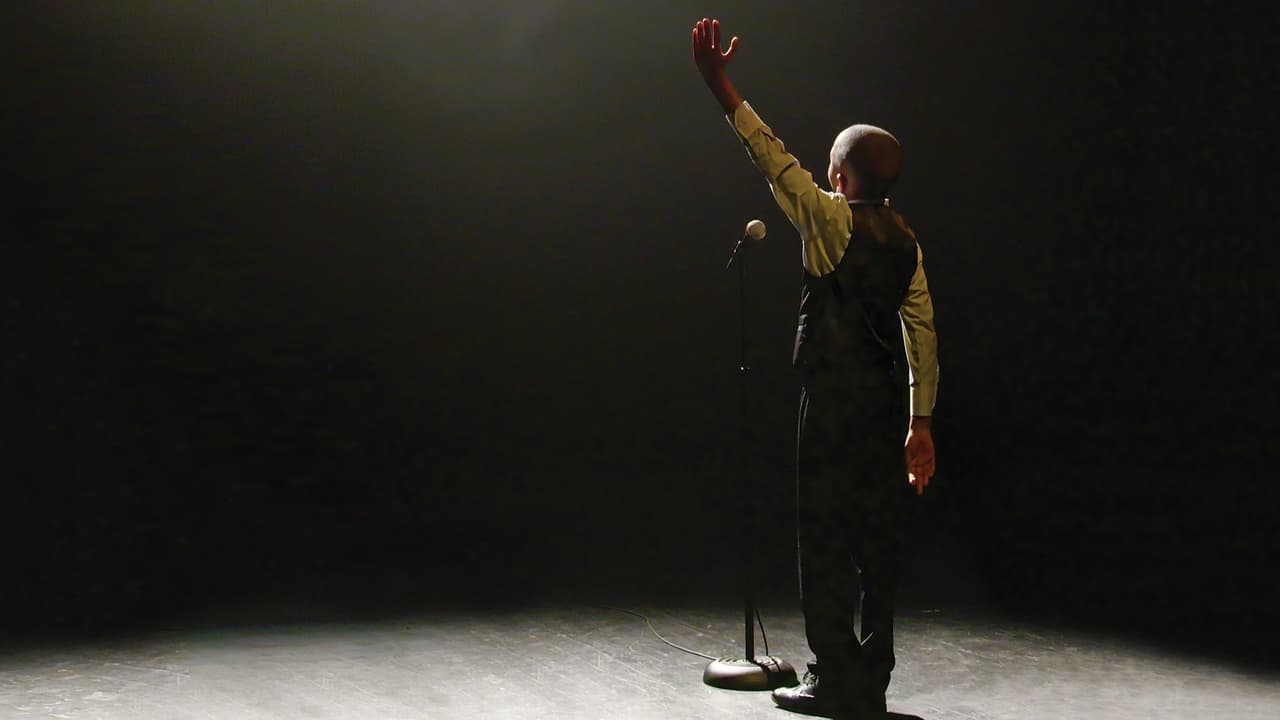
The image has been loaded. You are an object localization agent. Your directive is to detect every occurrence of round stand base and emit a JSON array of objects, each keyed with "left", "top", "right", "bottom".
[{"left": 703, "top": 656, "right": 798, "bottom": 691}]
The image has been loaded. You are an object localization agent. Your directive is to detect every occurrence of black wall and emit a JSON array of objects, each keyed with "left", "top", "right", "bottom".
[{"left": 6, "top": 2, "right": 1278, "bottom": 660}]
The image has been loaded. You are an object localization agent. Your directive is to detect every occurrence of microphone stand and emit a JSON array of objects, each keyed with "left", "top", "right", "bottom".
[{"left": 703, "top": 231, "right": 797, "bottom": 691}]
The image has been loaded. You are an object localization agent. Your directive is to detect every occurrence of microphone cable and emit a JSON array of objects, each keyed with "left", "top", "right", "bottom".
[{"left": 596, "top": 606, "right": 773, "bottom": 660}]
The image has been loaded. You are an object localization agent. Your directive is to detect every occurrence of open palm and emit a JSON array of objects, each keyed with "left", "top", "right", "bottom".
[{"left": 691, "top": 18, "right": 739, "bottom": 80}]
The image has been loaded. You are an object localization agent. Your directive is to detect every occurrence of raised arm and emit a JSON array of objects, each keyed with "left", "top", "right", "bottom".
[{"left": 691, "top": 18, "right": 851, "bottom": 276}]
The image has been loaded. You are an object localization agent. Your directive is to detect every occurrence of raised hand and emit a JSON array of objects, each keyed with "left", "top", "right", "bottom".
[
  {"left": 690, "top": 18, "right": 743, "bottom": 114},
  {"left": 691, "top": 18, "right": 739, "bottom": 82}
]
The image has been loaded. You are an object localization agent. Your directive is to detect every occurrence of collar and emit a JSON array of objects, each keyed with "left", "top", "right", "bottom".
[{"left": 848, "top": 197, "right": 891, "bottom": 208}]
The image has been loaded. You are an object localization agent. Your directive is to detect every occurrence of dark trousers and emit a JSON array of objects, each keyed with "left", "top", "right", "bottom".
[{"left": 796, "top": 374, "right": 908, "bottom": 713}]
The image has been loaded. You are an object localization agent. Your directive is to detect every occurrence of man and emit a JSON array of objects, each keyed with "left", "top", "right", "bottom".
[{"left": 691, "top": 18, "right": 939, "bottom": 719}]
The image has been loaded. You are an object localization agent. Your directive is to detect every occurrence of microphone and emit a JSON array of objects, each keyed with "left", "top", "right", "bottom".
[{"left": 726, "top": 219, "right": 766, "bottom": 270}]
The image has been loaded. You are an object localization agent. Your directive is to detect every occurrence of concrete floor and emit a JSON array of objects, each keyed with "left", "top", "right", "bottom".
[{"left": 2, "top": 604, "right": 1277, "bottom": 719}]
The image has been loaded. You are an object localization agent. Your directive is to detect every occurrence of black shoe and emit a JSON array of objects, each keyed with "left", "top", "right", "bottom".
[
  {"left": 771, "top": 671, "right": 849, "bottom": 718},
  {"left": 772, "top": 671, "right": 887, "bottom": 719}
]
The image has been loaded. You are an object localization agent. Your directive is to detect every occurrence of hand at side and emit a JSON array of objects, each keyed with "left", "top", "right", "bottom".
[{"left": 905, "top": 416, "right": 936, "bottom": 495}]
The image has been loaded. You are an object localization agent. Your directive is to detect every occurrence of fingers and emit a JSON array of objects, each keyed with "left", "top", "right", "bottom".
[
  {"left": 692, "top": 18, "right": 732, "bottom": 55},
  {"left": 724, "top": 36, "right": 740, "bottom": 61},
  {"left": 909, "top": 468, "right": 929, "bottom": 495},
  {"left": 907, "top": 452, "right": 934, "bottom": 495}
]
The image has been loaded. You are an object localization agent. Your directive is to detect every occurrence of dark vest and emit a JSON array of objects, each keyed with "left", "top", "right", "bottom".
[{"left": 792, "top": 202, "right": 919, "bottom": 388}]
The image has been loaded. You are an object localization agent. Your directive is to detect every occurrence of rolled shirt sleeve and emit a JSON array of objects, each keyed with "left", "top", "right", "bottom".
[
  {"left": 900, "top": 244, "right": 939, "bottom": 416},
  {"left": 727, "top": 102, "right": 851, "bottom": 277}
]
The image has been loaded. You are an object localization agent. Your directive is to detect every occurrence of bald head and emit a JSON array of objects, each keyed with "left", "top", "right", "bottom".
[{"left": 828, "top": 124, "right": 902, "bottom": 201}]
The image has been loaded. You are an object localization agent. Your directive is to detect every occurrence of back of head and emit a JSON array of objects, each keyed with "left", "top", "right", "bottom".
[{"left": 831, "top": 124, "right": 903, "bottom": 201}]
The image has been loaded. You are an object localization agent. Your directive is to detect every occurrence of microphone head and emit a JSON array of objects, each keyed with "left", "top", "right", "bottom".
[{"left": 745, "top": 219, "right": 766, "bottom": 240}]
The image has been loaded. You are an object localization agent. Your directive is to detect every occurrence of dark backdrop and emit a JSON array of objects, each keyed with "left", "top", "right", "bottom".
[{"left": 6, "top": 1, "right": 1278, "bottom": 661}]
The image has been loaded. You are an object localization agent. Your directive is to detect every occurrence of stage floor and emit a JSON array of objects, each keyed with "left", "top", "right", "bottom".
[{"left": 2, "top": 603, "right": 1277, "bottom": 719}]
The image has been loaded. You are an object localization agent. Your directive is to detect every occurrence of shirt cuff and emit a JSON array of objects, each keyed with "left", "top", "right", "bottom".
[
  {"left": 911, "top": 383, "right": 937, "bottom": 417},
  {"left": 726, "top": 100, "right": 764, "bottom": 140}
]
